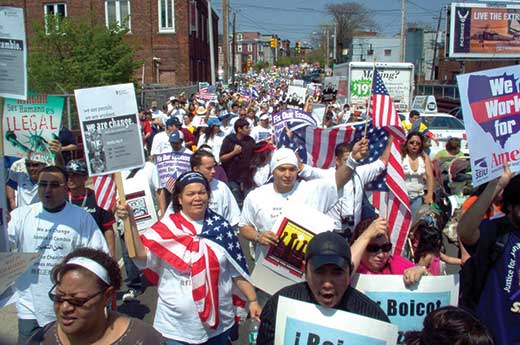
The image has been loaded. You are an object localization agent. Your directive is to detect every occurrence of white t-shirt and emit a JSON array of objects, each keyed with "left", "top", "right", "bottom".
[
  {"left": 7, "top": 170, "right": 39, "bottom": 208},
  {"left": 8, "top": 203, "right": 108, "bottom": 326},
  {"left": 145, "top": 215, "right": 239, "bottom": 343},
  {"left": 197, "top": 132, "right": 226, "bottom": 164},
  {"left": 299, "top": 160, "right": 386, "bottom": 231},
  {"left": 239, "top": 179, "right": 339, "bottom": 258},
  {"left": 209, "top": 179, "right": 240, "bottom": 226},
  {"left": 253, "top": 164, "right": 270, "bottom": 187},
  {"left": 150, "top": 131, "right": 172, "bottom": 156},
  {"left": 230, "top": 117, "right": 254, "bottom": 133},
  {"left": 402, "top": 156, "right": 426, "bottom": 199},
  {"left": 250, "top": 125, "right": 273, "bottom": 143},
  {"left": 151, "top": 109, "right": 168, "bottom": 126}
]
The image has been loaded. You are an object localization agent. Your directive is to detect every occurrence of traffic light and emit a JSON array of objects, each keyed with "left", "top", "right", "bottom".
[
  {"left": 270, "top": 36, "right": 278, "bottom": 49},
  {"left": 295, "top": 41, "right": 301, "bottom": 54}
]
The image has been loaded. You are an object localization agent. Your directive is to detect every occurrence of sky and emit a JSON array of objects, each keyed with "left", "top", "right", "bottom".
[{"left": 212, "top": 0, "right": 458, "bottom": 45}]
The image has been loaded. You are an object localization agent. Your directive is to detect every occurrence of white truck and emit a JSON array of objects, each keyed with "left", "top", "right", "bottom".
[{"left": 333, "top": 62, "right": 415, "bottom": 113}]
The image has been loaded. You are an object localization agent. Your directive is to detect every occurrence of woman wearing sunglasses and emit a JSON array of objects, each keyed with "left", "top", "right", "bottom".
[
  {"left": 27, "top": 247, "right": 164, "bottom": 345},
  {"left": 401, "top": 131, "right": 435, "bottom": 219},
  {"left": 350, "top": 217, "right": 428, "bottom": 286}
]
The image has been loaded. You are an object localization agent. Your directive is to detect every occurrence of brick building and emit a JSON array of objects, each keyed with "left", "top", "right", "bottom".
[{"left": 0, "top": 0, "right": 218, "bottom": 85}]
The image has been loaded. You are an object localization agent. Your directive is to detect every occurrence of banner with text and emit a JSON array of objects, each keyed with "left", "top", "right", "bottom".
[
  {"left": 75, "top": 83, "right": 144, "bottom": 177},
  {"left": 0, "top": 7, "right": 27, "bottom": 100},
  {"left": 352, "top": 274, "right": 459, "bottom": 344},
  {"left": 3, "top": 93, "right": 63, "bottom": 164},
  {"left": 122, "top": 171, "right": 158, "bottom": 232},
  {"left": 272, "top": 109, "right": 317, "bottom": 144},
  {"left": 275, "top": 296, "right": 398, "bottom": 345},
  {"left": 155, "top": 151, "right": 192, "bottom": 188},
  {"left": 457, "top": 65, "right": 520, "bottom": 186}
]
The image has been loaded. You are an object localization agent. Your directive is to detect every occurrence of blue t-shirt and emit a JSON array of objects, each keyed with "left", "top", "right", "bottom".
[{"left": 476, "top": 230, "right": 520, "bottom": 345}]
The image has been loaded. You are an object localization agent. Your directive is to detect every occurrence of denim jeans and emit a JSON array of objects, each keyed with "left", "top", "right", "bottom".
[
  {"left": 163, "top": 329, "right": 230, "bottom": 345},
  {"left": 18, "top": 319, "right": 41, "bottom": 344}
]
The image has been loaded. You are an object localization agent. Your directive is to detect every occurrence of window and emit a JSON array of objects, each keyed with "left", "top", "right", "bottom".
[
  {"left": 259, "top": 45, "right": 263, "bottom": 52},
  {"left": 247, "top": 44, "right": 252, "bottom": 52},
  {"left": 367, "top": 49, "right": 373, "bottom": 56},
  {"left": 44, "top": 3, "right": 66, "bottom": 33},
  {"left": 218, "top": 46, "right": 222, "bottom": 54},
  {"left": 105, "top": 1, "right": 131, "bottom": 31},
  {"left": 384, "top": 49, "right": 392, "bottom": 56},
  {"left": 158, "top": 0, "right": 175, "bottom": 33},
  {"left": 237, "top": 33, "right": 243, "bottom": 41},
  {"left": 237, "top": 45, "right": 242, "bottom": 52}
]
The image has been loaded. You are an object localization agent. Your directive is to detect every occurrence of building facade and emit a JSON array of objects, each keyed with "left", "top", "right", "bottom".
[
  {"left": 2, "top": 0, "right": 218, "bottom": 85},
  {"left": 350, "top": 35, "right": 401, "bottom": 63}
]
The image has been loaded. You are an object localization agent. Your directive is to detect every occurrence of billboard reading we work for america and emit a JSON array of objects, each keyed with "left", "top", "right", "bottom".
[{"left": 457, "top": 65, "right": 520, "bottom": 187}]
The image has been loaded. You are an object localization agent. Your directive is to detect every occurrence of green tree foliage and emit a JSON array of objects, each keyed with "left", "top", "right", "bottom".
[
  {"left": 28, "top": 15, "right": 141, "bottom": 93},
  {"left": 275, "top": 56, "right": 301, "bottom": 67}
]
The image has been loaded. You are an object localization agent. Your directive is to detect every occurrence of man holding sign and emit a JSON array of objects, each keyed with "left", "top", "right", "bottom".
[{"left": 257, "top": 231, "right": 389, "bottom": 344}]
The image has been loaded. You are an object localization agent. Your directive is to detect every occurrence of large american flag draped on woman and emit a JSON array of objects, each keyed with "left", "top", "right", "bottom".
[{"left": 139, "top": 209, "right": 249, "bottom": 328}]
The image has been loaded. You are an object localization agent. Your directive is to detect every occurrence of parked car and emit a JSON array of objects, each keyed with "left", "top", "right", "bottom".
[{"left": 399, "top": 112, "right": 469, "bottom": 158}]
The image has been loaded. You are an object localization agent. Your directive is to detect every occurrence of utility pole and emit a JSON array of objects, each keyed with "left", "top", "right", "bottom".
[
  {"left": 222, "top": 0, "right": 228, "bottom": 82},
  {"left": 430, "top": 7, "right": 443, "bottom": 81},
  {"left": 325, "top": 27, "right": 330, "bottom": 67},
  {"left": 208, "top": 0, "right": 216, "bottom": 84},
  {"left": 400, "top": 0, "right": 406, "bottom": 62},
  {"left": 232, "top": 11, "right": 236, "bottom": 84},
  {"left": 333, "top": 24, "right": 337, "bottom": 64}
]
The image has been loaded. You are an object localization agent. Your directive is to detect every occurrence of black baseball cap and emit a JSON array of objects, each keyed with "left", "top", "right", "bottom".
[{"left": 305, "top": 231, "right": 351, "bottom": 270}]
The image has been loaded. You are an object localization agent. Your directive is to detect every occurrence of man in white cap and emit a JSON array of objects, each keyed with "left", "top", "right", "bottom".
[
  {"left": 250, "top": 113, "right": 273, "bottom": 143},
  {"left": 239, "top": 147, "right": 341, "bottom": 260}
]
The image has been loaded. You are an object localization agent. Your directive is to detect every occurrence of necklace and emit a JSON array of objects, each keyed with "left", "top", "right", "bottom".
[{"left": 68, "top": 190, "right": 88, "bottom": 208}]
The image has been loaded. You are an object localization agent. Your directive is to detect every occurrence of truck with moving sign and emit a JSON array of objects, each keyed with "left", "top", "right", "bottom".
[{"left": 333, "top": 62, "right": 414, "bottom": 113}]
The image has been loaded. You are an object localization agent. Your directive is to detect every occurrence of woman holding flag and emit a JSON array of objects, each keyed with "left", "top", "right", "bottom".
[{"left": 116, "top": 171, "right": 261, "bottom": 345}]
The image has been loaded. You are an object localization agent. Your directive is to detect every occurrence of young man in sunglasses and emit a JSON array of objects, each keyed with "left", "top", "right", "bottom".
[{"left": 7, "top": 165, "right": 108, "bottom": 343}]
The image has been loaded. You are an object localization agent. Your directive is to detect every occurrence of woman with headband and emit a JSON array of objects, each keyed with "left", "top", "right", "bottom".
[
  {"left": 26, "top": 247, "right": 164, "bottom": 344},
  {"left": 117, "top": 171, "right": 261, "bottom": 345}
]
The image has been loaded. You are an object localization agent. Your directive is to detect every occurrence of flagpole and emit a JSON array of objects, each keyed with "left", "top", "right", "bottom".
[
  {"left": 115, "top": 172, "right": 136, "bottom": 258},
  {"left": 363, "top": 58, "right": 377, "bottom": 138}
]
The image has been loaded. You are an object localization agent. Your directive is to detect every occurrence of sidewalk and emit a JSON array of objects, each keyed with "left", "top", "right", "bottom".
[{"left": 0, "top": 304, "right": 18, "bottom": 344}]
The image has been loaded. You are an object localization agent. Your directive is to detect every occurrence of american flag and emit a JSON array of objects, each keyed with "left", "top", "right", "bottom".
[
  {"left": 279, "top": 122, "right": 411, "bottom": 255},
  {"left": 140, "top": 209, "right": 249, "bottom": 328},
  {"left": 93, "top": 174, "right": 116, "bottom": 211},
  {"left": 370, "top": 69, "right": 405, "bottom": 141},
  {"left": 197, "top": 85, "right": 217, "bottom": 102}
]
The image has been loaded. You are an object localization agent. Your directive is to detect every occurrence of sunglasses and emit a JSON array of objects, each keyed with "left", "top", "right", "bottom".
[
  {"left": 48, "top": 284, "right": 107, "bottom": 307},
  {"left": 26, "top": 162, "right": 45, "bottom": 168},
  {"left": 366, "top": 243, "right": 393, "bottom": 253},
  {"left": 38, "top": 181, "right": 66, "bottom": 189},
  {"left": 408, "top": 140, "right": 421, "bottom": 145}
]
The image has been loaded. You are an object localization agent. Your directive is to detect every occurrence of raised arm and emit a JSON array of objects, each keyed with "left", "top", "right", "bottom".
[
  {"left": 457, "top": 162, "right": 512, "bottom": 246},
  {"left": 115, "top": 202, "right": 149, "bottom": 262},
  {"left": 335, "top": 137, "right": 369, "bottom": 189}
]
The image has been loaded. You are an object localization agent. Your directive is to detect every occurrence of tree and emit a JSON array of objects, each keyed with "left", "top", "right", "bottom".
[
  {"left": 28, "top": 15, "right": 141, "bottom": 94},
  {"left": 326, "top": 2, "right": 377, "bottom": 63}
]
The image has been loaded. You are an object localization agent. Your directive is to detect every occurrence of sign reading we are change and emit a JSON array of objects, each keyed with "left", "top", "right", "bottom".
[
  {"left": 275, "top": 296, "right": 398, "bottom": 345},
  {"left": 352, "top": 274, "right": 459, "bottom": 344},
  {"left": 457, "top": 65, "right": 520, "bottom": 186}
]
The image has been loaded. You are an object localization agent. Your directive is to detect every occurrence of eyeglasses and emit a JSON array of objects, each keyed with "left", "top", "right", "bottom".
[
  {"left": 408, "top": 140, "right": 421, "bottom": 146},
  {"left": 366, "top": 243, "right": 393, "bottom": 253},
  {"left": 48, "top": 284, "right": 107, "bottom": 307},
  {"left": 38, "top": 181, "right": 66, "bottom": 189},
  {"left": 26, "top": 162, "right": 44, "bottom": 168}
]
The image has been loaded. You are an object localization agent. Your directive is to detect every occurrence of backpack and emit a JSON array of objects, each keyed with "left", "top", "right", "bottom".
[{"left": 460, "top": 217, "right": 512, "bottom": 311}]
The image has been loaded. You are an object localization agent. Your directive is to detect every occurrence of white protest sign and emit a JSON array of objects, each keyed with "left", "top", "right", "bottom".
[
  {"left": 286, "top": 85, "right": 307, "bottom": 109},
  {"left": 0, "top": 7, "right": 27, "bottom": 100},
  {"left": 352, "top": 274, "right": 459, "bottom": 344},
  {"left": 251, "top": 203, "right": 335, "bottom": 295},
  {"left": 0, "top": 252, "right": 41, "bottom": 296},
  {"left": 457, "top": 65, "right": 520, "bottom": 186},
  {"left": 323, "top": 76, "right": 339, "bottom": 102},
  {"left": 275, "top": 296, "right": 398, "bottom": 345},
  {"left": 155, "top": 151, "right": 193, "bottom": 188},
  {"left": 75, "top": 83, "right": 145, "bottom": 177},
  {"left": 122, "top": 171, "right": 158, "bottom": 232}
]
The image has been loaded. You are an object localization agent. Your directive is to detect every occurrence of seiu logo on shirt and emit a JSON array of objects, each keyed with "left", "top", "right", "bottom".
[{"left": 511, "top": 301, "right": 520, "bottom": 313}]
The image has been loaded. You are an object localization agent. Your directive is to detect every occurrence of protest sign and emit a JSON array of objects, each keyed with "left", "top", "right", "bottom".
[
  {"left": 251, "top": 203, "right": 336, "bottom": 295},
  {"left": 291, "top": 79, "right": 305, "bottom": 87},
  {"left": 3, "top": 93, "right": 63, "bottom": 163},
  {"left": 75, "top": 83, "right": 144, "bottom": 176},
  {"left": 122, "top": 171, "right": 158, "bottom": 232},
  {"left": 272, "top": 109, "right": 316, "bottom": 144},
  {"left": 0, "top": 253, "right": 41, "bottom": 297},
  {"left": 457, "top": 65, "right": 520, "bottom": 186},
  {"left": 0, "top": 7, "right": 27, "bottom": 100},
  {"left": 275, "top": 296, "right": 398, "bottom": 345},
  {"left": 155, "top": 151, "right": 192, "bottom": 188},
  {"left": 286, "top": 85, "right": 307, "bottom": 109},
  {"left": 352, "top": 274, "right": 459, "bottom": 344},
  {"left": 323, "top": 76, "right": 339, "bottom": 102}
]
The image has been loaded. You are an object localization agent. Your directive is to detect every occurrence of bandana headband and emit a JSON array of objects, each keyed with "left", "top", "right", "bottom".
[{"left": 66, "top": 257, "right": 111, "bottom": 285}]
